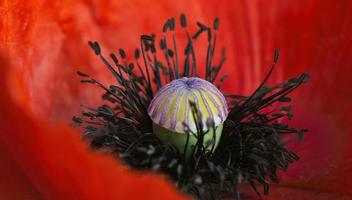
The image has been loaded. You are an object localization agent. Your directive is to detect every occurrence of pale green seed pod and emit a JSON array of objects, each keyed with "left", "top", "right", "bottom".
[{"left": 147, "top": 77, "right": 228, "bottom": 156}]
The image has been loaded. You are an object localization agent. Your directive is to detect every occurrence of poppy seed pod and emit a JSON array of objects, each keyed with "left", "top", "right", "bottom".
[{"left": 147, "top": 77, "right": 228, "bottom": 156}]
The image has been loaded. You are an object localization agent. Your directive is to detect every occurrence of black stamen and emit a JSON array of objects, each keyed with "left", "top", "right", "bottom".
[{"left": 75, "top": 16, "right": 309, "bottom": 200}]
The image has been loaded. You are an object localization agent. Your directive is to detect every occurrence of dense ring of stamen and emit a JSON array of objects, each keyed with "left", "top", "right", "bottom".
[{"left": 75, "top": 15, "right": 309, "bottom": 199}]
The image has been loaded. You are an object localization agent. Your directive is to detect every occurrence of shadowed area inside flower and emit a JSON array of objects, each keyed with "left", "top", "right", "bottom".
[{"left": 1, "top": 0, "right": 352, "bottom": 199}]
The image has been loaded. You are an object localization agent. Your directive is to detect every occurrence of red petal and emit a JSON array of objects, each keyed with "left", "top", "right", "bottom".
[
  {"left": 0, "top": 53, "right": 187, "bottom": 199},
  {"left": 1, "top": 0, "right": 352, "bottom": 198}
]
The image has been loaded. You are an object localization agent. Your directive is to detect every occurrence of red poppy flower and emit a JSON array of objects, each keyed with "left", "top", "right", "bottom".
[{"left": 1, "top": 0, "right": 352, "bottom": 199}]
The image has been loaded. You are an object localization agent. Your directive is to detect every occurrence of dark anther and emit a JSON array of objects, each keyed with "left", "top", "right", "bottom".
[
  {"left": 134, "top": 49, "right": 140, "bottom": 59},
  {"left": 110, "top": 53, "right": 119, "bottom": 65},
  {"left": 213, "top": 17, "right": 219, "bottom": 30},
  {"left": 141, "top": 34, "right": 154, "bottom": 41},
  {"left": 167, "top": 49, "right": 174, "bottom": 57},
  {"left": 159, "top": 39, "right": 167, "bottom": 49},
  {"left": 196, "top": 21, "right": 208, "bottom": 31},
  {"left": 76, "top": 71, "right": 90, "bottom": 77},
  {"left": 88, "top": 41, "right": 101, "bottom": 55},
  {"left": 170, "top": 17, "right": 175, "bottom": 31},
  {"left": 180, "top": 13, "right": 187, "bottom": 28},
  {"left": 274, "top": 48, "right": 279, "bottom": 63},
  {"left": 119, "top": 48, "right": 126, "bottom": 58}
]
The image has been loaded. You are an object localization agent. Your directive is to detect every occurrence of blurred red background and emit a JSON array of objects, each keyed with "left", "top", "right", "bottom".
[{"left": 1, "top": 0, "right": 352, "bottom": 199}]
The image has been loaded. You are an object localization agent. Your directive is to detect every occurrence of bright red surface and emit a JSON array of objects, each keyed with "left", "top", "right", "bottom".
[{"left": 1, "top": 0, "right": 352, "bottom": 199}]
